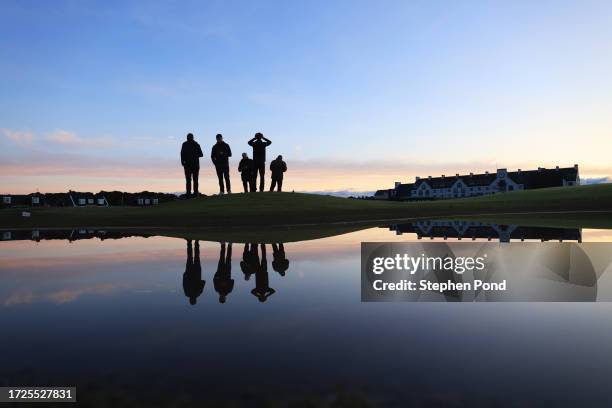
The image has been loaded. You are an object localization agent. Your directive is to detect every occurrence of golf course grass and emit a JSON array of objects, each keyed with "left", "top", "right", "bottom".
[{"left": 1, "top": 184, "right": 612, "bottom": 232}]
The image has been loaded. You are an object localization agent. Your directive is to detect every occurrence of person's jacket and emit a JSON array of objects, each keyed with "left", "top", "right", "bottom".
[
  {"left": 248, "top": 138, "right": 271, "bottom": 163},
  {"left": 181, "top": 140, "right": 204, "bottom": 168},
  {"left": 270, "top": 159, "right": 287, "bottom": 178},
  {"left": 238, "top": 158, "right": 255, "bottom": 177},
  {"left": 211, "top": 142, "right": 232, "bottom": 167}
]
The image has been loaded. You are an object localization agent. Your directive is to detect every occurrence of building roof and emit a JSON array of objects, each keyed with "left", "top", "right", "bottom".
[
  {"left": 507, "top": 167, "right": 578, "bottom": 188},
  {"left": 412, "top": 166, "right": 578, "bottom": 190}
]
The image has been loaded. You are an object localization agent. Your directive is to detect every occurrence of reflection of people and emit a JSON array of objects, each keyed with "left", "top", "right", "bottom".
[
  {"left": 180, "top": 133, "right": 204, "bottom": 197},
  {"left": 247, "top": 132, "right": 272, "bottom": 192},
  {"left": 240, "top": 243, "right": 257, "bottom": 280},
  {"left": 269, "top": 155, "right": 287, "bottom": 192},
  {"left": 238, "top": 153, "right": 256, "bottom": 193},
  {"left": 183, "top": 239, "right": 204, "bottom": 305},
  {"left": 214, "top": 242, "right": 234, "bottom": 303},
  {"left": 251, "top": 243, "right": 275, "bottom": 302},
  {"left": 211, "top": 133, "right": 232, "bottom": 194},
  {"left": 272, "top": 243, "right": 290, "bottom": 276}
]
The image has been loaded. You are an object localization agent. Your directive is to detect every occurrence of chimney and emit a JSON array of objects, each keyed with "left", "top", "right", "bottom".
[
  {"left": 555, "top": 166, "right": 559, "bottom": 171},
  {"left": 415, "top": 176, "right": 420, "bottom": 181},
  {"left": 428, "top": 176, "right": 432, "bottom": 179},
  {"left": 574, "top": 164, "right": 579, "bottom": 169},
  {"left": 469, "top": 172, "right": 473, "bottom": 177},
  {"left": 455, "top": 173, "right": 459, "bottom": 177},
  {"left": 518, "top": 168, "right": 521, "bottom": 174},
  {"left": 441, "top": 174, "right": 445, "bottom": 179},
  {"left": 394, "top": 182, "right": 401, "bottom": 188},
  {"left": 485, "top": 171, "right": 489, "bottom": 175}
]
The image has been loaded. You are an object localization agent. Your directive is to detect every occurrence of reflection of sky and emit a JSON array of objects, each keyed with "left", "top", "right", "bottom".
[{"left": 2, "top": 228, "right": 612, "bottom": 404}]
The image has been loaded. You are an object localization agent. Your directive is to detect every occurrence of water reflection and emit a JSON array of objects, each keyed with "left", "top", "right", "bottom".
[
  {"left": 183, "top": 240, "right": 204, "bottom": 305},
  {"left": 213, "top": 242, "right": 233, "bottom": 303},
  {"left": 2, "top": 225, "right": 612, "bottom": 406},
  {"left": 272, "top": 243, "right": 290, "bottom": 276}
]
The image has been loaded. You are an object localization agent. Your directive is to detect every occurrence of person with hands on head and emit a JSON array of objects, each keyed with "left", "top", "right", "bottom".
[{"left": 247, "top": 132, "right": 272, "bottom": 192}]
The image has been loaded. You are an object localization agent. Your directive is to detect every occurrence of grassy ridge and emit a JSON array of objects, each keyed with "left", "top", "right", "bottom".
[{"left": 1, "top": 184, "right": 612, "bottom": 230}]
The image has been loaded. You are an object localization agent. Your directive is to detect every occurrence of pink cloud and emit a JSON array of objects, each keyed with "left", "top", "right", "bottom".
[
  {"left": 2, "top": 129, "right": 34, "bottom": 145},
  {"left": 45, "top": 129, "right": 115, "bottom": 147}
]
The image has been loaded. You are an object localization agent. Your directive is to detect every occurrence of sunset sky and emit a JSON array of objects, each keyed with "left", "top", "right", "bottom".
[{"left": 1, "top": 0, "right": 611, "bottom": 194}]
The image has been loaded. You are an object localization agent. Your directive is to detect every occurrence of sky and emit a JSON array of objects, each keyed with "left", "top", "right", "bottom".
[{"left": 1, "top": 0, "right": 611, "bottom": 194}]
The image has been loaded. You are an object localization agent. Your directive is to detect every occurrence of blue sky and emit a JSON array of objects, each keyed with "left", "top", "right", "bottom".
[{"left": 1, "top": 0, "right": 611, "bottom": 193}]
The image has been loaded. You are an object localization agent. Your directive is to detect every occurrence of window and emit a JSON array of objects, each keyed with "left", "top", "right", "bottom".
[
  {"left": 87, "top": 198, "right": 94, "bottom": 204},
  {"left": 97, "top": 199, "right": 105, "bottom": 205},
  {"left": 137, "top": 198, "right": 144, "bottom": 205},
  {"left": 152, "top": 199, "right": 159, "bottom": 205},
  {"left": 2, "top": 196, "right": 11, "bottom": 204},
  {"left": 78, "top": 198, "right": 86, "bottom": 205},
  {"left": 32, "top": 196, "right": 40, "bottom": 204},
  {"left": 144, "top": 199, "right": 151, "bottom": 205}
]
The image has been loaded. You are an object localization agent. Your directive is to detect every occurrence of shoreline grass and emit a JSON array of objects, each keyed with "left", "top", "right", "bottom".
[{"left": 1, "top": 184, "right": 611, "bottom": 231}]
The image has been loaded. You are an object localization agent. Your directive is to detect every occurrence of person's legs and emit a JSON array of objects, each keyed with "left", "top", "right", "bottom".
[
  {"left": 256, "top": 162, "right": 265, "bottom": 192},
  {"left": 223, "top": 166, "right": 231, "bottom": 193},
  {"left": 270, "top": 178, "right": 277, "bottom": 192},
  {"left": 193, "top": 167, "right": 200, "bottom": 195},
  {"left": 242, "top": 177, "right": 248, "bottom": 193},
  {"left": 278, "top": 178, "right": 283, "bottom": 192},
  {"left": 215, "top": 166, "right": 225, "bottom": 193},
  {"left": 249, "top": 174, "right": 256, "bottom": 192},
  {"left": 184, "top": 167, "right": 192, "bottom": 196}
]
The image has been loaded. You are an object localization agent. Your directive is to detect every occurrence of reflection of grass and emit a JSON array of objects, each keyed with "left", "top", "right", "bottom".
[
  {"left": 439, "top": 212, "right": 612, "bottom": 229},
  {"left": 1, "top": 184, "right": 611, "bottom": 230},
  {"left": 133, "top": 223, "right": 379, "bottom": 243}
]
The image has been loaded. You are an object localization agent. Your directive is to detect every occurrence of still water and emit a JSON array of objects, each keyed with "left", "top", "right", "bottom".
[{"left": 2, "top": 222, "right": 612, "bottom": 407}]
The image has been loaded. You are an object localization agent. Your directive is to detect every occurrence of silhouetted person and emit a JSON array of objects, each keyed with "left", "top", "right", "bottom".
[
  {"left": 183, "top": 239, "right": 204, "bottom": 305},
  {"left": 247, "top": 132, "right": 272, "bottom": 192},
  {"left": 238, "top": 153, "right": 256, "bottom": 193},
  {"left": 272, "top": 243, "right": 290, "bottom": 276},
  {"left": 251, "top": 243, "right": 275, "bottom": 302},
  {"left": 211, "top": 133, "right": 232, "bottom": 194},
  {"left": 240, "top": 243, "right": 257, "bottom": 281},
  {"left": 269, "top": 155, "right": 287, "bottom": 192},
  {"left": 181, "top": 133, "right": 204, "bottom": 197},
  {"left": 213, "top": 242, "right": 234, "bottom": 303}
]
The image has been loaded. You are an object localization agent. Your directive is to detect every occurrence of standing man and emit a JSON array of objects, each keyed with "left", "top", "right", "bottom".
[
  {"left": 247, "top": 132, "right": 272, "bottom": 192},
  {"left": 238, "top": 152, "right": 255, "bottom": 193},
  {"left": 211, "top": 133, "right": 232, "bottom": 194},
  {"left": 269, "top": 155, "right": 287, "bottom": 192},
  {"left": 180, "top": 133, "right": 203, "bottom": 197}
]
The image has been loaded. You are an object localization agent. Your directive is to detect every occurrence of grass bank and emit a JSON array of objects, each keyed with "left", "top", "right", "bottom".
[{"left": 1, "top": 184, "right": 611, "bottom": 230}]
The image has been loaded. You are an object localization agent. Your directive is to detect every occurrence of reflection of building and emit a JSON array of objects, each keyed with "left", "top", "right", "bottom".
[
  {"left": 0, "top": 229, "right": 151, "bottom": 242},
  {"left": 376, "top": 165, "right": 579, "bottom": 201},
  {"left": 388, "top": 220, "right": 582, "bottom": 243}
]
